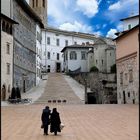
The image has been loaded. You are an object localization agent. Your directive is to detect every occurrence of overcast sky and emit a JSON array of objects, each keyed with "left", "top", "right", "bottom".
[{"left": 26, "top": 0, "right": 139, "bottom": 38}]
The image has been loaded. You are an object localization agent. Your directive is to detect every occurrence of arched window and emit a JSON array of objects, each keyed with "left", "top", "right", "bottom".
[
  {"left": 2, "top": 21, "right": 6, "bottom": 31},
  {"left": 36, "top": 0, "right": 38, "bottom": 7},
  {"left": 43, "top": 0, "right": 45, "bottom": 7},
  {"left": 6, "top": 23, "right": 10, "bottom": 34},
  {"left": 70, "top": 51, "right": 77, "bottom": 60},
  {"left": 32, "top": 0, "right": 34, "bottom": 7},
  {"left": 10, "top": 25, "right": 12, "bottom": 34}
]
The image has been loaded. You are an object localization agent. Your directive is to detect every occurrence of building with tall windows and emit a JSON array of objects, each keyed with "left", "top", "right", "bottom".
[
  {"left": 28, "top": 0, "right": 117, "bottom": 73},
  {"left": 1, "top": 13, "right": 18, "bottom": 100},
  {"left": 115, "top": 14, "right": 139, "bottom": 104},
  {"left": 42, "top": 28, "right": 97, "bottom": 73},
  {"left": 115, "top": 25, "right": 139, "bottom": 104},
  {"left": 29, "top": 0, "right": 99, "bottom": 73},
  {"left": 12, "top": 0, "right": 44, "bottom": 92}
]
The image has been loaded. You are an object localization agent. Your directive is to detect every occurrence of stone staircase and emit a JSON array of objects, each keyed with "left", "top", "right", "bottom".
[{"left": 33, "top": 73, "right": 84, "bottom": 104}]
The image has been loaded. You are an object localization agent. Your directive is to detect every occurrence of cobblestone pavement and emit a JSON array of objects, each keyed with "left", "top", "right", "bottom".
[
  {"left": 1, "top": 73, "right": 139, "bottom": 140},
  {"left": 34, "top": 73, "right": 84, "bottom": 104},
  {"left": 1, "top": 104, "right": 138, "bottom": 140}
]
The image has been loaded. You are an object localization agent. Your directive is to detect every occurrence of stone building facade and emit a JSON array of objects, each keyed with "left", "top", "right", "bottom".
[
  {"left": 1, "top": 13, "right": 18, "bottom": 100},
  {"left": 87, "top": 38, "right": 116, "bottom": 73},
  {"left": 29, "top": 0, "right": 47, "bottom": 27},
  {"left": 12, "top": 0, "right": 44, "bottom": 92},
  {"left": 115, "top": 25, "right": 139, "bottom": 104},
  {"left": 70, "top": 72, "right": 117, "bottom": 104}
]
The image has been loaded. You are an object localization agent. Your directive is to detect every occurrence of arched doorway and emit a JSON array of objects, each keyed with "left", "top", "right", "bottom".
[
  {"left": 1, "top": 84, "right": 6, "bottom": 101},
  {"left": 87, "top": 92, "right": 97, "bottom": 104}
]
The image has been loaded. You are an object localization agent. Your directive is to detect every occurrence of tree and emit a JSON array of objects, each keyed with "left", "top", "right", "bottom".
[{"left": 90, "top": 66, "right": 99, "bottom": 72}]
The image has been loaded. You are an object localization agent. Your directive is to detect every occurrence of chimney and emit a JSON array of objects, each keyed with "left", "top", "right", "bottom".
[{"left": 82, "top": 42, "right": 85, "bottom": 46}]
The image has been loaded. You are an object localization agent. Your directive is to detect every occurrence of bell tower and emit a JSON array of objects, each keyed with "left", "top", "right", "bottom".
[{"left": 29, "top": 0, "right": 47, "bottom": 27}]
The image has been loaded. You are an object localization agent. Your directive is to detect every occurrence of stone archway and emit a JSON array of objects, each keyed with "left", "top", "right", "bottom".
[{"left": 87, "top": 92, "right": 97, "bottom": 104}]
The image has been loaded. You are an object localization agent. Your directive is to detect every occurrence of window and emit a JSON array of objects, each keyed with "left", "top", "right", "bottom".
[
  {"left": 56, "top": 39, "right": 59, "bottom": 46},
  {"left": 43, "top": 0, "right": 45, "bottom": 7},
  {"left": 57, "top": 53, "right": 59, "bottom": 60},
  {"left": 10, "top": 25, "right": 13, "bottom": 35},
  {"left": 74, "top": 41, "right": 77, "bottom": 45},
  {"left": 65, "top": 40, "right": 68, "bottom": 46},
  {"left": 2, "top": 21, "right": 6, "bottom": 31},
  {"left": 65, "top": 52, "right": 68, "bottom": 60},
  {"left": 96, "top": 60, "right": 98, "bottom": 64},
  {"left": 6, "top": 23, "right": 10, "bottom": 33},
  {"left": 7, "top": 63, "right": 10, "bottom": 74},
  {"left": 6, "top": 42, "right": 10, "bottom": 54},
  {"left": 129, "top": 69, "right": 133, "bottom": 82},
  {"left": 47, "top": 37, "right": 50, "bottom": 45},
  {"left": 128, "top": 92, "right": 130, "bottom": 97},
  {"left": 32, "top": 0, "right": 34, "bottom": 7},
  {"left": 128, "top": 24, "right": 131, "bottom": 30},
  {"left": 70, "top": 51, "right": 77, "bottom": 60},
  {"left": 125, "top": 73, "right": 128, "bottom": 80},
  {"left": 102, "top": 59, "right": 103, "bottom": 65},
  {"left": 110, "top": 53, "right": 111, "bottom": 56},
  {"left": 36, "top": 0, "right": 38, "bottom": 7},
  {"left": 37, "top": 32, "right": 41, "bottom": 42},
  {"left": 109, "top": 92, "right": 113, "bottom": 95},
  {"left": 120, "top": 72, "right": 123, "bottom": 85},
  {"left": 47, "top": 52, "right": 50, "bottom": 59},
  {"left": 81, "top": 51, "right": 86, "bottom": 60}
]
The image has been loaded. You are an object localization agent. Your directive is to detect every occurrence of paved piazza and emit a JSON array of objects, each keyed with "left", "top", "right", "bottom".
[
  {"left": 1, "top": 104, "right": 138, "bottom": 140},
  {"left": 1, "top": 74, "right": 139, "bottom": 140}
]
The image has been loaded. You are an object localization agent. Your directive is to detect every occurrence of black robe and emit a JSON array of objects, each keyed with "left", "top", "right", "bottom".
[
  {"left": 11, "top": 87, "right": 16, "bottom": 99},
  {"left": 50, "top": 112, "right": 61, "bottom": 133},
  {"left": 41, "top": 109, "right": 51, "bottom": 125},
  {"left": 16, "top": 87, "right": 21, "bottom": 99}
]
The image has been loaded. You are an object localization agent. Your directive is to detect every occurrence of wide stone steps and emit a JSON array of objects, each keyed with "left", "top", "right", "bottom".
[{"left": 33, "top": 73, "right": 84, "bottom": 105}]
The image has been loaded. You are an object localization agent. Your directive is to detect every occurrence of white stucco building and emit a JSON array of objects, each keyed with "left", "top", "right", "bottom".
[
  {"left": 36, "top": 24, "right": 43, "bottom": 85},
  {"left": 41, "top": 27, "right": 97, "bottom": 73},
  {"left": 61, "top": 45, "right": 93, "bottom": 73},
  {"left": 120, "top": 15, "right": 139, "bottom": 31}
]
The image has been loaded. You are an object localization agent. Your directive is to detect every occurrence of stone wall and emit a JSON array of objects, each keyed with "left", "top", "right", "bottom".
[
  {"left": 69, "top": 72, "right": 117, "bottom": 104},
  {"left": 1, "top": 31, "right": 13, "bottom": 100},
  {"left": 117, "top": 53, "right": 139, "bottom": 104},
  {"left": 13, "top": 0, "right": 36, "bottom": 92}
]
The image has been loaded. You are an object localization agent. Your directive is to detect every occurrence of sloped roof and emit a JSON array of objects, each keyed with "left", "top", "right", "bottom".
[
  {"left": 61, "top": 44, "right": 93, "bottom": 52},
  {"left": 1, "top": 13, "right": 18, "bottom": 24},
  {"left": 113, "top": 24, "right": 139, "bottom": 41},
  {"left": 120, "top": 14, "right": 139, "bottom": 21},
  {"left": 94, "top": 38, "right": 107, "bottom": 45},
  {"left": 43, "top": 26, "right": 98, "bottom": 40}
]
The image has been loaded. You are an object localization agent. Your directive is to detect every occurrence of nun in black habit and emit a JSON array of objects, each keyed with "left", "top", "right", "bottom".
[{"left": 50, "top": 108, "right": 61, "bottom": 135}]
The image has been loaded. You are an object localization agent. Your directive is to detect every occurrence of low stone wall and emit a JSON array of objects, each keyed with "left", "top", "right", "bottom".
[{"left": 68, "top": 72, "right": 117, "bottom": 104}]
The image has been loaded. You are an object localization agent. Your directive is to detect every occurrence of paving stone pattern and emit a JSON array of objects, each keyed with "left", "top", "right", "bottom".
[
  {"left": 34, "top": 73, "right": 84, "bottom": 104},
  {"left": 1, "top": 73, "right": 138, "bottom": 140},
  {"left": 1, "top": 104, "right": 138, "bottom": 140}
]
